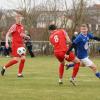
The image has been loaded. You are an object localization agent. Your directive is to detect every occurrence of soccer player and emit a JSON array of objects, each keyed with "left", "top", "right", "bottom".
[
  {"left": 49, "top": 24, "right": 80, "bottom": 85},
  {"left": 25, "top": 34, "right": 35, "bottom": 57},
  {"left": 1, "top": 14, "right": 30, "bottom": 77},
  {"left": 66, "top": 24, "right": 100, "bottom": 78}
]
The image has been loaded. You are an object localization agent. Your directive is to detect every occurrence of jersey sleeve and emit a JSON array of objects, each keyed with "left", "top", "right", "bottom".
[
  {"left": 8, "top": 24, "right": 16, "bottom": 33},
  {"left": 88, "top": 32, "right": 94, "bottom": 39},
  {"left": 73, "top": 35, "right": 81, "bottom": 44}
]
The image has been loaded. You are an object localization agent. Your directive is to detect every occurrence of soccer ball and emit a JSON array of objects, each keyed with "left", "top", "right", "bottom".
[{"left": 17, "top": 47, "right": 26, "bottom": 56}]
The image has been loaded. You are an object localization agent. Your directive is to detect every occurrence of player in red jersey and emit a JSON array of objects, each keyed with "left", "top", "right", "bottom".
[
  {"left": 1, "top": 14, "right": 30, "bottom": 77},
  {"left": 49, "top": 24, "right": 80, "bottom": 85}
]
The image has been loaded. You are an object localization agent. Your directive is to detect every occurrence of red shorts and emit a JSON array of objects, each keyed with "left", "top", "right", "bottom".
[
  {"left": 54, "top": 51, "right": 75, "bottom": 63},
  {"left": 11, "top": 43, "right": 25, "bottom": 57}
]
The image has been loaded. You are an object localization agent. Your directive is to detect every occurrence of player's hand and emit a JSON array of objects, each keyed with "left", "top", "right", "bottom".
[
  {"left": 5, "top": 42, "right": 9, "bottom": 48},
  {"left": 64, "top": 54, "right": 69, "bottom": 59}
]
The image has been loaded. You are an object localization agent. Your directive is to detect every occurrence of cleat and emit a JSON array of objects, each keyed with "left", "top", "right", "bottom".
[
  {"left": 70, "top": 78, "right": 76, "bottom": 86},
  {"left": 59, "top": 79, "right": 63, "bottom": 85},
  {"left": 59, "top": 81, "right": 63, "bottom": 85},
  {"left": 17, "top": 74, "right": 24, "bottom": 78},
  {"left": 1, "top": 67, "right": 5, "bottom": 76}
]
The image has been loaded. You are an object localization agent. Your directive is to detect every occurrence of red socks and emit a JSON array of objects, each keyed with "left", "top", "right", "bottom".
[
  {"left": 59, "top": 63, "right": 64, "bottom": 79},
  {"left": 72, "top": 63, "right": 80, "bottom": 78},
  {"left": 5, "top": 60, "right": 18, "bottom": 68},
  {"left": 18, "top": 59, "right": 25, "bottom": 74}
]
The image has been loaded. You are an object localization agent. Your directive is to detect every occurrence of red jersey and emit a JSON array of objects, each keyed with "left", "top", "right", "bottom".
[
  {"left": 8, "top": 24, "right": 25, "bottom": 45},
  {"left": 49, "top": 29, "right": 68, "bottom": 53},
  {"left": 8, "top": 24, "right": 25, "bottom": 57}
]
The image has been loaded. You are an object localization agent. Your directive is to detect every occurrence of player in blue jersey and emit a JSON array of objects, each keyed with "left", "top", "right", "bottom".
[{"left": 66, "top": 24, "right": 100, "bottom": 78}]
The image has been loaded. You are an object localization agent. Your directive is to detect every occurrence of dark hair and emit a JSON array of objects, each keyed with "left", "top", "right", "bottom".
[{"left": 48, "top": 24, "right": 57, "bottom": 30}]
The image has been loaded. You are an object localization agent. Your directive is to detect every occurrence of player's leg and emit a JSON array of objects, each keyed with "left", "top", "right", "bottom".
[
  {"left": 81, "top": 57, "right": 100, "bottom": 78},
  {"left": 1, "top": 44, "right": 21, "bottom": 76},
  {"left": 55, "top": 52, "right": 65, "bottom": 84},
  {"left": 72, "top": 57, "right": 80, "bottom": 79},
  {"left": 59, "top": 61, "right": 65, "bottom": 84},
  {"left": 17, "top": 55, "right": 26, "bottom": 77},
  {"left": 65, "top": 51, "right": 83, "bottom": 70},
  {"left": 65, "top": 61, "right": 85, "bottom": 70},
  {"left": 65, "top": 63, "right": 74, "bottom": 70},
  {"left": 1, "top": 57, "right": 19, "bottom": 76},
  {"left": 90, "top": 64, "right": 100, "bottom": 78},
  {"left": 69, "top": 57, "right": 80, "bottom": 86},
  {"left": 65, "top": 52, "right": 80, "bottom": 86},
  {"left": 28, "top": 45, "right": 35, "bottom": 57},
  {"left": 66, "top": 52, "right": 80, "bottom": 78}
]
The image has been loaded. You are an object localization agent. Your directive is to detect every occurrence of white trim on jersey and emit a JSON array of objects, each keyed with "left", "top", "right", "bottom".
[{"left": 8, "top": 24, "right": 16, "bottom": 33}]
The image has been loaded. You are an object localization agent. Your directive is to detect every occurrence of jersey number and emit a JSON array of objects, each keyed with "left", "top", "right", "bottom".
[{"left": 54, "top": 35, "right": 59, "bottom": 43}]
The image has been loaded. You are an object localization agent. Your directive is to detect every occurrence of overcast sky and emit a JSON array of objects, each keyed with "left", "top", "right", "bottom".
[{"left": 0, "top": 0, "right": 100, "bottom": 9}]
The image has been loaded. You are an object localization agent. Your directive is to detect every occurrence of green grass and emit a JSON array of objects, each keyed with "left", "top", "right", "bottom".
[{"left": 0, "top": 56, "right": 100, "bottom": 100}]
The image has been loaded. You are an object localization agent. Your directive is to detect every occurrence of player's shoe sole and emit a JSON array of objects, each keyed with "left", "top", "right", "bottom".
[{"left": 1, "top": 67, "right": 5, "bottom": 76}]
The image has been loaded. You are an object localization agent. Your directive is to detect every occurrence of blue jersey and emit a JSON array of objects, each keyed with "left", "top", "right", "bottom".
[{"left": 73, "top": 32, "right": 94, "bottom": 59}]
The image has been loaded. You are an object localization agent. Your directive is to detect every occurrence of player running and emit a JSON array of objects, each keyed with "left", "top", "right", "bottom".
[
  {"left": 66, "top": 24, "right": 100, "bottom": 78},
  {"left": 49, "top": 24, "right": 80, "bottom": 85},
  {"left": 1, "top": 14, "right": 30, "bottom": 77}
]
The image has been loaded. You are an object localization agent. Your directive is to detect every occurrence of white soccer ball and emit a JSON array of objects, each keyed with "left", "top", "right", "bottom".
[{"left": 17, "top": 47, "right": 26, "bottom": 56}]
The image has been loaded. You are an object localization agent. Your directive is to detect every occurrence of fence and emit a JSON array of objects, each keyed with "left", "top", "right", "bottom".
[
  {"left": 32, "top": 41, "right": 53, "bottom": 55},
  {"left": 32, "top": 41, "right": 100, "bottom": 55},
  {"left": 89, "top": 41, "right": 100, "bottom": 56},
  {"left": 0, "top": 41, "right": 100, "bottom": 56},
  {"left": 31, "top": 41, "right": 100, "bottom": 56}
]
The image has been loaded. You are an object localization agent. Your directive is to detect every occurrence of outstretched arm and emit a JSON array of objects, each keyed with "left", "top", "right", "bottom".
[
  {"left": 5, "top": 32, "right": 11, "bottom": 48},
  {"left": 88, "top": 33, "right": 100, "bottom": 41},
  {"left": 92, "top": 36, "right": 100, "bottom": 41},
  {"left": 6, "top": 24, "right": 16, "bottom": 48}
]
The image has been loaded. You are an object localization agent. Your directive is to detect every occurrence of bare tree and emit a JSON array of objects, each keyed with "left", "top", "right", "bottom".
[
  {"left": 13, "top": 0, "right": 41, "bottom": 31},
  {"left": 68, "top": 0, "right": 88, "bottom": 34}
]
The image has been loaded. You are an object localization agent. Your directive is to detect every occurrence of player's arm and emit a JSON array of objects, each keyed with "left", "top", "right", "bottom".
[
  {"left": 63, "top": 30, "right": 71, "bottom": 44},
  {"left": 66, "top": 33, "right": 71, "bottom": 44},
  {"left": 66, "top": 35, "right": 81, "bottom": 55},
  {"left": 92, "top": 36, "right": 100, "bottom": 41},
  {"left": 5, "top": 32, "right": 11, "bottom": 48},
  {"left": 64, "top": 42, "right": 76, "bottom": 59},
  {"left": 89, "top": 33, "right": 100, "bottom": 41},
  {"left": 20, "top": 33, "right": 30, "bottom": 40},
  {"left": 66, "top": 42, "right": 76, "bottom": 55},
  {"left": 20, "top": 27, "right": 30, "bottom": 40},
  {"left": 6, "top": 24, "right": 16, "bottom": 48}
]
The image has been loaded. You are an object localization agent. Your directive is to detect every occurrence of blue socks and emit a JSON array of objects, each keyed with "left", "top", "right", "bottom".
[
  {"left": 95, "top": 72, "right": 100, "bottom": 78},
  {"left": 66, "top": 63, "right": 74, "bottom": 70},
  {"left": 68, "top": 64, "right": 74, "bottom": 68}
]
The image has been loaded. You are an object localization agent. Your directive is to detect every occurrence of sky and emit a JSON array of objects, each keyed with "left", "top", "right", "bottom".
[{"left": 0, "top": 0, "right": 100, "bottom": 9}]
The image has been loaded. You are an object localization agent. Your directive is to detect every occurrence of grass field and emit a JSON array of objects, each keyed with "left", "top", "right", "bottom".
[{"left": 0, "top": 56, "right": 100, "bottom": 100}]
